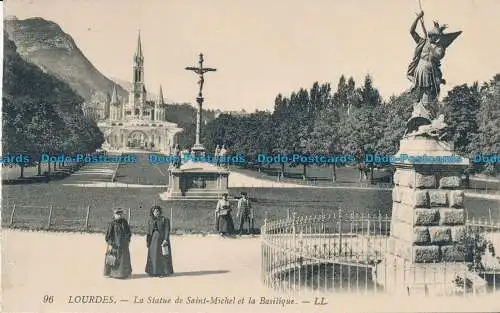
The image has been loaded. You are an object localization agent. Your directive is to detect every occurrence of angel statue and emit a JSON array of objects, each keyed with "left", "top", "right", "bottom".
[{"left": 408, "top": 11, "right": 462, "bottom": 107}]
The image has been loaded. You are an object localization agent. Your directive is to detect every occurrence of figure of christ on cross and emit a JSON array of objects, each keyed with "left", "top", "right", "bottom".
[
  {"left": 185, "top": 53, "right": 217, "bottom": 150},
  {"left": 185, "top": 53, "right": 217, "bottom": 98}
]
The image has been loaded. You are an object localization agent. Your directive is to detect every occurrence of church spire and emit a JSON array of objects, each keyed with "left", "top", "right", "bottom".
[
  {"left": 110, "top": 84, "right": 119, "bottom": 104},
  {"left": 158, "top": 85, "right": 164, "bottom": 104},
  {"left": 135, "top": 30, "right": 143, "bottom": 59}
]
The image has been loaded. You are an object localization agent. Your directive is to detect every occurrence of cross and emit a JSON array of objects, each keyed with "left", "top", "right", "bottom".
[{"left": 185, "top": 53, "right": 217, "bottom": 98}]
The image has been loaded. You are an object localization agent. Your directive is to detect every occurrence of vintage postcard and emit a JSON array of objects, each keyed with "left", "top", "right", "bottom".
[{"left": 1, "top": 0, "right": 500, "bottom": 312}]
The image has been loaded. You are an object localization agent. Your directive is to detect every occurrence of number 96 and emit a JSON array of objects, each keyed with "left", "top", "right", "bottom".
[{"left": 42, "top": 295, "right": 54, "bottom": 303}]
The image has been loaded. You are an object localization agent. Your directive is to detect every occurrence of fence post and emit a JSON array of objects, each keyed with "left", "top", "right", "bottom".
[
  {"left": 489, "top": 208, "right": 492, "bottom": 224},
  {"left": 47, "top": 205, "right": 53, "bottom": 228},
  {"left": 85, "top": 205, "right": 91, "bottom": 228},
  {"left": 170, "top": 207, "right": 173, "bottom": 229},
  {"left": 128, "top": 208, "right": 131, "bottom": 223},
  {"left": 10, "top": 203, "right": 16, "bottom": 226},
  {"left": 338, "top": 209, "right": 343, "bottom": 255},
  {"left": 287, "top": 208, "right": 291, "bottom": 220}
]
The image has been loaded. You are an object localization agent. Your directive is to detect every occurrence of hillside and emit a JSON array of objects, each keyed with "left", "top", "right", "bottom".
[
  {"left": 3, "top": 16, "right": 223, "bottom": 150},
  {"left": 2, "top": 32, "right": 104, "bottom": 158},
  {"left": 166, "top": 102, "right": 217, "bottom": 149},
  {"left": 4, "top": 17, "right": 128, "bottom": 103}
]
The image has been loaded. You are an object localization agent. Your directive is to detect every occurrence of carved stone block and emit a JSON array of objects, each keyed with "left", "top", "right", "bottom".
[
  {"left": 449, "top": 190, "right": 464, "bottom": 208},
  {"left": 414, "top": 209, "right": 439, "bottom": 226},
  {"left": 412, "top": 246, "right": 440, "bottom": 263},
  {"left": 428, "top": 226, "right": 452, "bottom": 245},
  {"left": 439, "top": 208, "right": 465, "bottom": 226},
  {"left": 439, "top": 176, "right": 461, "bottom": 189},
  {"left": 429, "top": 190, "right": 448, "bottom": 207}
]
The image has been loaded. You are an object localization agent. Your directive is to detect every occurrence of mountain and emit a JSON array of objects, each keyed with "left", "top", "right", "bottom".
[
  {"left": 110, "top": 77, "right": 133, "bottom": 94},
  {"left": 2, "top": 32, "right": 104, "bottom": 158},
  {"left": 4, "top": 17, "right": 128, "bottom": 103}
]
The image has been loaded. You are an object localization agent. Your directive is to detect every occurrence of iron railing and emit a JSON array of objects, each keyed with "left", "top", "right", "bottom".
[{"left": 261, "top": 210, "right": 500, "bottom": 296}]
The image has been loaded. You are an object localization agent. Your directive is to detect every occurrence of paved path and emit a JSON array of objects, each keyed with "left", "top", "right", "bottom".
[
  {"left": 2, "top": 230, "right": 500, "bottom": 313},
  {"left": 64, "top": 162, "right": 117, "bottom": 183}
]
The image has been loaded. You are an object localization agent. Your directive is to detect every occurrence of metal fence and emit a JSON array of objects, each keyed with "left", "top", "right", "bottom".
[
  {"left": 5, "top": 203, "right": 171, "bottom": 234},
  {"left": 261, "top": 210, "right": 500, "bottom": 296}
]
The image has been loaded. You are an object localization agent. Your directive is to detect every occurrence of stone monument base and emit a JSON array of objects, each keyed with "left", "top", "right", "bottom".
[
  {"left": 160, "top": 161, "right": 229, "bottom": 200},
  {"left": 376, "top": 136, "right": 489, "bottom": 294}
]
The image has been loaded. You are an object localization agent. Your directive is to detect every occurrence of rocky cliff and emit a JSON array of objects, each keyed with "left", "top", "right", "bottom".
[
  {"left": 2, "top": 32, "right": 104, "bottom": 155},
  {"left": 4, "top": 17, "right": 128, "bottom": 103}
]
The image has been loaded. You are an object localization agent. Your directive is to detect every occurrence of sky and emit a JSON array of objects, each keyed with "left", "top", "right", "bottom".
[{"left": 4, "top": 0, "right": 500, "bottom": 111}]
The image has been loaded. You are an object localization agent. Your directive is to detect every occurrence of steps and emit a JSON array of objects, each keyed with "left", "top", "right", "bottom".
[{"left": 160, "top": 188, "right": 230, "bottom": 200}]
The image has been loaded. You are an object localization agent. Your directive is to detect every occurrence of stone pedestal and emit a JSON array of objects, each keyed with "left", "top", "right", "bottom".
[
  {"left": 376, "top": 137, "right": 484, "bottom": 294},
  {"left": 191, "top": 143, "right": 206, "bottom": 157},
  {"left": 160, "top": 161, "right": 229, "bottom": 200}
]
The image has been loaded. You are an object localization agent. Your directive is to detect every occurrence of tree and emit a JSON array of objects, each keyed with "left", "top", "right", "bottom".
[
  {"left": 475, "top": 74, "right": 500, "bottom": 175},
  {"left": 441, "top": 83, "right": 481, "bottom": 157},
  {"left": 360, "top": 74, "right": 382, "bottom": 107},
  {"left": 3, "top": 35, "right": 105, "bottom": 178}
]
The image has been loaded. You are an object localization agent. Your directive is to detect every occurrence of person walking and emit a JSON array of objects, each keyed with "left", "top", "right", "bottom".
[
  {"left": 145, "top": 206, "right": 174, "bottom": 277},
  {"left": 104, "top": 208, "right": 132, "bottom": 279}
]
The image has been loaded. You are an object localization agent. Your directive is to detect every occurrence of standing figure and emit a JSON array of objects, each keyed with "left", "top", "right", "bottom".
[
  {"left": 407, "top": 11, "right": 462, "bottom": 107},
  {"left": 104, "top": 208, "right": 132, "bottom": 279},
  {"left": 219, "top": 145, "right": 228, "bottom": 168},
  {"left": 145, "top": 206, "right": 174, "bottom": 277},
  {"left": 215, "top": 193, "right": 235, "bottom": 237},
  {"left": 214, "top": 145, "right": 221, "bottom": 166},
  {"left": 173, "top": 144, "right": 181, "bottom": 168},
  {"left": 237, "top": 192, "right": 254, "bottom": 235}
]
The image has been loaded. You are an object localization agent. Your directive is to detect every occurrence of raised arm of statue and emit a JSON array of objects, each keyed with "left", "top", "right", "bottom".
[{"left": 410, "top": 11, "right": 425, "bottom": 43}]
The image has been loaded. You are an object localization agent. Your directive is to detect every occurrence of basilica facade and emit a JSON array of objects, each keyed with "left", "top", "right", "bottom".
[{"left": 89, "top": 32, "right": 182, "bottom": 153}]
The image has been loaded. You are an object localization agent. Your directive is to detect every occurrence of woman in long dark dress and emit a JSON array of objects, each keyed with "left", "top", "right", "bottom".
[
  {"left": 104, "top": 208, "right": 132, "bottom": 279},
  {"left": 145, "top": 206, "right": 174, "bottom": 277},
  {"left": 215, "top": 193, "right": 235, "bottom": 237}
]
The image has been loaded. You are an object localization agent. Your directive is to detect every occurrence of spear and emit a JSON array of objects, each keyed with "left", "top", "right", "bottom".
[
  {"left": 417, "top": 0, "right": 440, "bottom": 103},
  {"left": 418, "top": 0, "right": 428, "bottom": 37}
]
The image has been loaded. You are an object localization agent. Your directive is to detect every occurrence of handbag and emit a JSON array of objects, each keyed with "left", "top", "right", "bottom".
[
  {"left": 161, "top": 242, "right": 169, "bottom": 256},
  {"left": 105, "top": 246, "right": 118, "bottom": 267}
]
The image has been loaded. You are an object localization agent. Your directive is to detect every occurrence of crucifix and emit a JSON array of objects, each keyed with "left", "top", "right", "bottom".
[{"left": 185, "top": 53, "right": 217, "bottom": 154}]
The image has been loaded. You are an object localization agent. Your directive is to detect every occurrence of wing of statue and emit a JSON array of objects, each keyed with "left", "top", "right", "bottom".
[{"left": 439, "top": 31, "right": 462, "bottom": 48}]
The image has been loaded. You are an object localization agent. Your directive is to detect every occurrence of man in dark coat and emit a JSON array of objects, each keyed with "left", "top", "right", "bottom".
[{"left": 237, "top": 192, "right": 253, "bottom": 235}]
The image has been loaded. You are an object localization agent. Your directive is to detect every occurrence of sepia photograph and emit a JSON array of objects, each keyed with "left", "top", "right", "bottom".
[{"left": 1, "top": 0, "right": 500, "bottom": 312}]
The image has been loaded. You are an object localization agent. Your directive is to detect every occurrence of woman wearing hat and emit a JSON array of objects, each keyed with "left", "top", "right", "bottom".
[
  {"left": 145, "top": 206, "right": 174, "bottom": 277},
  {"left": 215, "top": 193, "right": 235, "bottom": 237},
  {"left": 104, "top": 208, "right": 132, "bottom": 279}
]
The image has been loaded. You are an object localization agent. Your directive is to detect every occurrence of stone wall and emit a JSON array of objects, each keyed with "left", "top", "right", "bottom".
[{"left": 389, "top": 165, "right": 469, "bottom": 263}]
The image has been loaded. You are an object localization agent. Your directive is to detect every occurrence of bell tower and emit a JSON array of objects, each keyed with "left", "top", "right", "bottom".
[{"left": 132, "top": 30, "right": 146, "bottom": 118}]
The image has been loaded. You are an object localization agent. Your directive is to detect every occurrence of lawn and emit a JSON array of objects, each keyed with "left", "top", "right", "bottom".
[{"left": 2, "top": 184, "right": 498, "bottom": 234}]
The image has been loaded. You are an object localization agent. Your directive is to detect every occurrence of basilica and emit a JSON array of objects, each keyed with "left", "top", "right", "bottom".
[{"left": 89, "top": 32, "right": 182, "bottom": 153}]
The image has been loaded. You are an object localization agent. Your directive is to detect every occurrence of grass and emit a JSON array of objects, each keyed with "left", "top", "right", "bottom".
[
  {"left": 2, "top": 183, "right": 498, "bottom": 234},
  {"left": 2, "top": 153, "right": 499, "bottom": 234}
]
